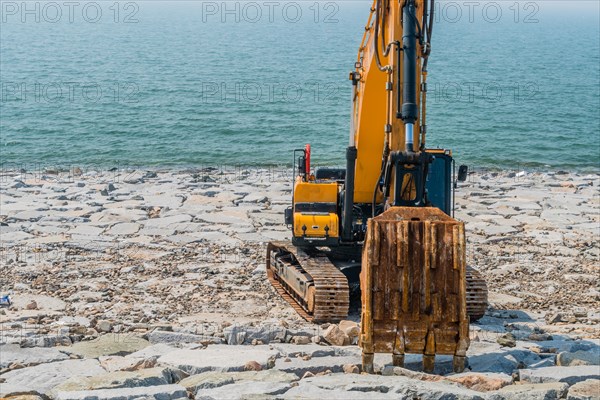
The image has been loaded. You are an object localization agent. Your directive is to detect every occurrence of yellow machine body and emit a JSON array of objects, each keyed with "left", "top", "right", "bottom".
[{"left": 292, "top": 179, "right": 339, "bottom": 239}]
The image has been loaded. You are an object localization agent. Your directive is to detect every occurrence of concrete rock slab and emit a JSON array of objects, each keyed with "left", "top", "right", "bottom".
[
  {"left": 51, "top": 367, "right": 175, "bottom": 393},
  {"left": 520, "top": 366, "right": 600, "bottom": 385},
  {"left": 281, "top": 384, "right": 397, "bottom": 399},
  {"left": 195, "top": 381, "right": 291, "bottom": 399},
  {"left": 108, "top": 222, "right": 140, "bottom": 235},
  {"left": 495, "top": 382, "right": 569, "bottom": 400},
  {"left": 567, "top": 379, "right": 600, "bottom": 400},
  {"left": 1, "top": 359, "right": 105, "bottom": 395},
  {"left": 181, "top": 370, "right": 297, "bottom": 396},
  {"left": 10, "top": 294, "right": 66, "bottom": 311},
  {"left": 290, "top": 373, "right": 487, "bottom": 400},
  {"left": 60, "top": 334, "right": 150, "bottom": 358},
  {"left": 0, "top": 343, "right": 70, "bottom": 368},
  {"left": 557, "top": 350, "right": 600, "bottom": 367},
  {"left": 127, "top": 343, "right": 180, "bottom": 358},
  {"left": 54, "top": 384, "right": 188, "bottom": 400},
  {"left": 275, "top": 355, "right": 363, "bottom": 377},
  {"left": 271, "top": 343, "right": 336, "bottom": 358},
  {"left": 157, "top": 345, "right": 280, "bottom": 375},
  {"left": 146, "top": 330, "right": 223, "bottom": 345}
]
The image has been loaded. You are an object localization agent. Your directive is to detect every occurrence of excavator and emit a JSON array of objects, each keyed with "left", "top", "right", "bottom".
[{"left": 266, "top": 0, "right": 488, "bottom": 373}]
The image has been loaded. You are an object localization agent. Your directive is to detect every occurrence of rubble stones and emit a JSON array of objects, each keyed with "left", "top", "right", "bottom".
[
  {"left": 0, "top": 169, "right": 599, "bottom": 398},
  {"left": 322, "top": 325, "right": 350, "bottom": 346},
  {"left": 342, "top": 364, "right": 360, "bottom": 374},
  {"left": 497, "top": 333, "right": 517, "bottom": 348}
]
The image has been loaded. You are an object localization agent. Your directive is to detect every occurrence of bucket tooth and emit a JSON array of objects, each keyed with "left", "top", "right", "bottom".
[
  {"left": 392, "top": 353, "right": 405, "bottom": 367},
  {"left": 453, "top": 356, "right": 466, "bottom": 373},
  {"left": 362, "top": 352, "right": 375, "bottom": 374},
  {"left": 423, "top": 355, "right": 435, "bottom": 373}
]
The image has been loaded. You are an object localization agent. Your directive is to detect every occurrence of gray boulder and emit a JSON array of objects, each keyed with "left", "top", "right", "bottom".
[
  {"left": 284, "top": 373, "right": 487, "bottom": 400},
  {"left": 519, "top": 366, "right": 600, "bottom": 385},
  {"left": 50, "top": 367, "right": 180, "bottom": 394},
  {"left": 274, "top": 355, "right": 362, "bottom": 377},
  {"left": 180, "top": 369, "right": 297, "bottom": 395},
  {"left": 0, "top": 343, "right": 69, "bottom": 369},
  {"left": 494, "top": 382, "right": 569, "bottom": 399},
  {"left": 157, "top": 345, "right": 279, "bottom": 375},
  {"left": 567, "top": 379, "right": 600, "bottom": 400},
  {"left": 223, "top": 324, "right": 287, "bottom": 345},
  {"left": 196, "top": 381, "right": 291, "bottom": 400},
  {"left": 147, "top": 330, "right": 223, "bottom": 345},
  {"left": 0, "top": 359, "right": 105, "bottom": 395},
  {"left": 557, "top": 350, "right": 600, "bottom": 366},
  {"left": 54, "top": 384, "right": 188, "bottom": 400},
  {"left": 60, "top": 334, "right": 150, "bottom": 358}
]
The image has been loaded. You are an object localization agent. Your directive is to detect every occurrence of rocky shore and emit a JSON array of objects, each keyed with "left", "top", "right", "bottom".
[{"left": 0, "top": 166, "right": 598, "bottom": 399}]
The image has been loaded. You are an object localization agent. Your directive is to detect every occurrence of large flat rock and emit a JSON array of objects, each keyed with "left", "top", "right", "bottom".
[
  {"left": 195, "top": 381, "right": 291, "bottom": 399},
  {"left": 50, "top": 367, "right": 175, "bottom": 393},
  {"left": 495, "top": 382, "right": 569, "bottom": 399},
  {"left": 282, "top": 384, "right": 398, "bottom": 400},
  {"left": 467, "top": 350, "right": 541, "bottom": 374},
  {"left": 180, "top": 370, "right": 297, "bottom": 395},
  {"left": 157, "top": 345, "right": 280, "bottom": 374},
  {"left": 9, "top": 294, "right": 66, "bottom": 311},
  {"left": 557, "top": 350, "right": 600, "bottom": 366},
  {"left": 567, "top": 379, "right": 600, "bottom": 400},
  {"left": 146, "top": 330, "right": 223, "bottom": 345},
  {"left": 0, "top": 359, "right": 105, "bottom": 395},
  {"left": 283, "top": 373, "right": 487, "bottom": 400},
  {"left": 0, "top": 343, "right": 69, "bottom": 368},
  {"left": 60, "top": 334, "right": 150, "bottom": 358},
  {"left": 271, "top": 343, "right": 336, "bottom": 358},
  {"left": 520, "top": 366, "right": 600, "bottom": 385},
  {"left": 274, "top": 355, "right": 361, "bottom": 377},
  {"left": 54, "top": 384, "right": 188, "bottom": 400}
]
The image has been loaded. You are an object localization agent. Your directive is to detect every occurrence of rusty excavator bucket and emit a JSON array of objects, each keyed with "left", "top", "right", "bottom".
[{"left": 360, "top": 207, "right": 470, "bottom": 374}]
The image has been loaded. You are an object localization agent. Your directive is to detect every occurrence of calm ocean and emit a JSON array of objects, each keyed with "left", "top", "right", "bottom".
[{"left": 1, "top": 1, "right": 599, "bottom": 171}]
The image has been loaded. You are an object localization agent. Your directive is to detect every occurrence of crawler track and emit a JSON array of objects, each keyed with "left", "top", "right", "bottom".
[
  {"left": 466, "top": 266, "right": 489, "bottom": 321},
  {"left": 267, "top": 242, "right": 487, "bottom": 323},
  {"left": 266, "top": 241, "right": 349, "bottom": 323}
]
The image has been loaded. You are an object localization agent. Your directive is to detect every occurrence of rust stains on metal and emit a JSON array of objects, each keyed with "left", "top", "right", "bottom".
[{"left": 360, "top": 207, "right": 470, "bottom": 373}]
